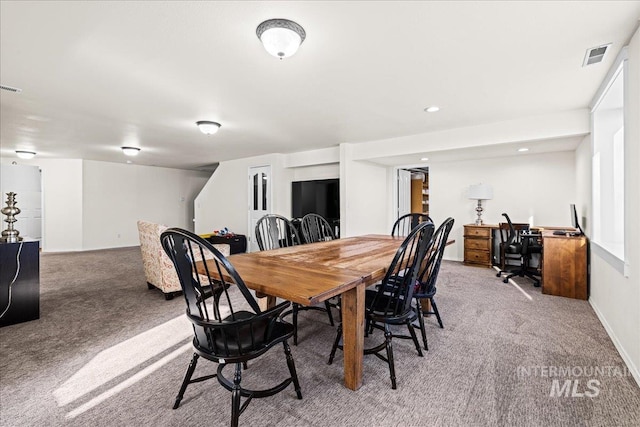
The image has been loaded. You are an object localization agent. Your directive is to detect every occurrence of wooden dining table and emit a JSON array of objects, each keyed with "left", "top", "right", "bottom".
[{"left": 196, "top": 234, "right": 405, "bottom": 391}]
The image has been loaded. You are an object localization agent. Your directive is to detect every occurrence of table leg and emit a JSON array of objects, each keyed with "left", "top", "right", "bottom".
[
  {"left": 257, "top": 295, "right": 276, "bottom": 311},
  {"left": 420, "top": 298, "right": 431, "bottom": 316},
  {"left": 340, "top": 284, "right": 365, "bottom": 390}
]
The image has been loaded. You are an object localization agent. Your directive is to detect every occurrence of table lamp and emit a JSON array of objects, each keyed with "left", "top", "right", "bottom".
[{"left": 468, "top": 183, "right": 493, "bottom": 225}]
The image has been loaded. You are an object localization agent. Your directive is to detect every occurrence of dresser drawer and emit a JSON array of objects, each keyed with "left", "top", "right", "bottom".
[
  {"left": 464, "top": 249, "right": 491, "bottom": 265},
  {"left": 464, "top": 226, "right": 491, "bottom": 238},
  {"left": 465, "top": 238, "right": 491, "bottom": 251}
]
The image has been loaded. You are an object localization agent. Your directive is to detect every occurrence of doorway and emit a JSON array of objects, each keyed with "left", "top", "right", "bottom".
[{"left": 395, "top": 167, "right": 429, "bottom": 221}]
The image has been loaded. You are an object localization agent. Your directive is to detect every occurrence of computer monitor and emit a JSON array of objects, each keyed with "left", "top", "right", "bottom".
[{"left": 570, "top": 204, "right": 584, "bottom": 235}]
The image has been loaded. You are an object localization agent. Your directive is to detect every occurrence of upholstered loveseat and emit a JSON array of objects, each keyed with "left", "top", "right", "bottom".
[{"left": 137, "top": 220, "right": 230, "bottom": 300}]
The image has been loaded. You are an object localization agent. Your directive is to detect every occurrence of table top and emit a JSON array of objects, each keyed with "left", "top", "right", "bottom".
[{"left": 197, "top": 234, "right": 404, "bottom": 306}]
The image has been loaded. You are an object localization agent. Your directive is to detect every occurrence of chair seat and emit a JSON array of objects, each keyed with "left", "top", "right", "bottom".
[
  {"left": 413, "top": 285, "right": 436, "bottom": 299},
  {"left": 204, "top": 312, "right": 294, "bottom": 355},
  {"left": 505, "top": 243, "right": 522, "bottom": 254},
  {"left": 365, "top": 289, "right": 417, "bottom": 324}
]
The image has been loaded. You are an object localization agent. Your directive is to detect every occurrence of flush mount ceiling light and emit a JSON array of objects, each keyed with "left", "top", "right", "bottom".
[
  {"left": 518, "top": 148, "right": 529, "bottom": 152},
  {"left": 424, "top": 106, "right": 440, "bottom": 113},
  {"left": 121, "top": 146, "right": 140, "bottom": 156},
  {"left": 256, "top": 19, "right": 306, "bottom": 59},
  {"left": 420, "top": 157, "right": 429, "bottom": 161},
  {"left": 196, "top": 121, "right": 221, "bottom": 135},
  {"left": 15, "top": 150, "right": 36, "bottom": 159}
]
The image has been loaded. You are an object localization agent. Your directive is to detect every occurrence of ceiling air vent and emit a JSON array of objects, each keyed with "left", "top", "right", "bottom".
[
  {"left": 582, "top": 43, "right": 611, "bottom": 67},
  {"left": 0, "top": 84, "right": 23, "bottom": 93}
]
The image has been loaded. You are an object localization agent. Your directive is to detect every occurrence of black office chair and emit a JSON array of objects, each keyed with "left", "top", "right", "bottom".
[
  {"left": 254, "top": 214, "right": 335, "bottom": 344},
  {"left": 496, "top": 213, "right": 542, "bottom": 286},
  {"left": 300, "top": 213, "right": 336, "bottom": 244},
  {"left": 391, "top": 213, "right": 433, "bottom": 237},
  {"left": 328, "top": 221, "right": 434, "bottom": 389},
  {"left": 160, "top": 228, "right": 302, "bottom": 427}
]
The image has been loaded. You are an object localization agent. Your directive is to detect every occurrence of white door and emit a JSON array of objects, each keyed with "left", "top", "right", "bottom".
[
  {"left": 248, "top": 165, "right": 271, "bottom": 252},
  {"left": 397, "top": 169, "right": 411, "bottom": 220}
]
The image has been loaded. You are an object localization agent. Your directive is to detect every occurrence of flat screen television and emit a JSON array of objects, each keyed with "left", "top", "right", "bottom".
[{"left": 292, "top": 179, "right": 339, "bottom": 221}]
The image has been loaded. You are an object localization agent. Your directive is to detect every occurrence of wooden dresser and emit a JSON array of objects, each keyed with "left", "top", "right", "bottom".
[{"left": 463, "top": 224, "right": 493, "bottom": 267}]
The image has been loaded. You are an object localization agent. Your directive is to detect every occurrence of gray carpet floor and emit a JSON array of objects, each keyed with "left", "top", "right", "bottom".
[{"left": 1, "top": 246, "right": 639, "bottom": 426}]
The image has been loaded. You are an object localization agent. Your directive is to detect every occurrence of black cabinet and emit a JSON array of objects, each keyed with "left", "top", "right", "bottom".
[
  {"left": 205, "top": 235, "right": 247, "bottom": 254},
  {"left": 0, "top": 240, "right": 40, "bottom": 327}
]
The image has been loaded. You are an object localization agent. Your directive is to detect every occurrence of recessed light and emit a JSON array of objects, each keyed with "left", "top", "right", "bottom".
[
  {"left": 518, "top": 148, "right": 529, "bottom": 152},
  {"left": 121, "top": 146, "right": 141, "bottom": 156},
  {"left": 420, "top": 157, "right": 429, "bottom": 161},
  {"left": 15, "top": 150, "right": 36, "bottom": 159},
  {"left": 424, "top": 106, "right": 440, "bottom": 113}
]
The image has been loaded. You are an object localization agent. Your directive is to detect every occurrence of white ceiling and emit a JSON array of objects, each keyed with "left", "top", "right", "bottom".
[{"left": 1, "top": 1, "right": 639, "bottom": 170}]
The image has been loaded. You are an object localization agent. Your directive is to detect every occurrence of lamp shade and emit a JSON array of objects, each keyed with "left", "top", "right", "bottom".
[
  {"left": 468, "top": 183, "right": 493, "bottom": 200},
  {"left": 256, "top": 19, "right": 306, "bottom": 59}
]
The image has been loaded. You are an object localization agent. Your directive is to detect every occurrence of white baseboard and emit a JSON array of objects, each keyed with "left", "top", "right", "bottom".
[{"left": 590, "top": 298, "right": 640, "bottom": 388}]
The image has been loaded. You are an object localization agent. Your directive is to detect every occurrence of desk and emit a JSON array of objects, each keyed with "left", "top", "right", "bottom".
[
  {"left": 197, "top": 234, "right": 404, "bottom": 391},
  {"left": 541, "top": 231, "right": 588, "bottom": 300},
  {"left": 463, "top": 224, "right": 588, "bottom": 300}
]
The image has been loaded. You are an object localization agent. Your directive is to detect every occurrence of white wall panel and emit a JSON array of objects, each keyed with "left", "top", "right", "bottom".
[
  {"left": 589, "top": 27, "right": 640, "bottom": 387},
  {"left": 82, "top": 160, "right": 210, "bottom": 250},
  {"left": 430, "top": 151, "right": 576, "bottom": 262}
]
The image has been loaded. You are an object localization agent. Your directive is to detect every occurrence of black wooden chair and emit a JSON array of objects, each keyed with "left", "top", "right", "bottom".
[
  {"left": 328, "top": 221, "right": 435, "bottom": 389},
  {"left": 255, "top": 214, "right": 335, "bottom": 344},
  {"left": 255, "top": 214, "right": 301, "bottom": 250},
  {"left": 410, "top": 217, "right": 455, "bottom": 346},
  {"left": 160, "top": 228, "right": 302, "bottom": 427},
  {"left": 391, "top": 213, "right": 433, "bottom": 237},
  {"left": 300, "top": 213, "right": 336, "bottom": 244}
]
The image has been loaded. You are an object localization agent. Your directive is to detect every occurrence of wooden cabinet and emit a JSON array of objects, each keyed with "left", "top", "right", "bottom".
[
  {"left": 0, "top": 240, "right": 40, "bottom": 327},
  {"left": 463, "top": 224, "right": 493, "bottom": 267},
  {"left": 542, "top": 232, "right": 588, "bottom": 300}
]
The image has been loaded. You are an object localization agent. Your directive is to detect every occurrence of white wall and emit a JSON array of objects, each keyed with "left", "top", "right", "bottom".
[
  {"left": 339, "top": 143, "right": 389, "bottom": 237},
  {"left": 0, "top": 157, "right": 210, "bottom": 252},
  {"left": 82, "top": 160, "right": 210, "bottom": 250},
  {"left": 351, "top": 110, "right": 589, "bottom": 161},
  {"left": 575, "top": 135, "right": 592, "bottom": 231},
  {"left": 588, "top": 27, "right": 640, "bottom": 386},
  {"left": 292, "top": 163, "right": 339, "bottom": 182},
  {"left": 427, "top": 150, "right": 576, "bottom": 261},
  {"left": 194, "top": 153, "right": 293, "bottom": 236}
]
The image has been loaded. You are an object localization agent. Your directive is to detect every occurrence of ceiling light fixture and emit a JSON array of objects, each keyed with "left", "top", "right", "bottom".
[
  {"left": 196, "top": 121, "right": 221, "bottom": 135},
  {"left": 256, "top": 19, "right": 306, "bottom": 59},
  {"left": 121, "top": 146, "right": 141, "bottom": 156},
  {"left": 15, "top": 150, "right": 36, "bottom": 159},
  {"left": 421, "top": 157, "right": 429, "bottom": 161},
  {"left": 518, "top": 148, "right": 529, "bottom": 152},
  {"left": 424, "top": 106, "right": 440, "bottom": 113}
]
